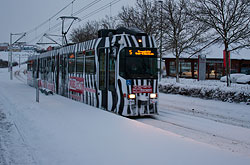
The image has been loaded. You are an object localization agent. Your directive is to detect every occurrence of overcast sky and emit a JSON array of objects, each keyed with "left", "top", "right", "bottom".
[{"left": 0, "top": 0, "right": 136, "bottom": 44}]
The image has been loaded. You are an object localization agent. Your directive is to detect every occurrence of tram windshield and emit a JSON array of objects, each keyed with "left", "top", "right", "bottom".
[{"left": 119, "top": 48, "right": 158, "bottom": 79}]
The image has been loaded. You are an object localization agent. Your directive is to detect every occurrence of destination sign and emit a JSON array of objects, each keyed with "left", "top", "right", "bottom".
[{"left": 129, "top": 49, "right": 155, "bottom": 56}]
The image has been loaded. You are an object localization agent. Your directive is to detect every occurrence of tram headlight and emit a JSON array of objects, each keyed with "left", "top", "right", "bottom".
[
  {"left": 128, "top": 94, "right": 136, "bottom": 99},
  {"left": 150, "top": 93, "right": 157, "bottom": 99}
]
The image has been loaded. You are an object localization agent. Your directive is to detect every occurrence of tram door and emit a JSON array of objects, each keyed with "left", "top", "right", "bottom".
[
  {"left": 99, "top": 47, "right": 117, "bottom": 111},
  {"left": 99, "top": 48, "right": 108, "bottom": 109},
  {"left": 55, "top": 54, "right": 59, "bottom": 94},
  {"left": 60, "top": 54, "right": 68, "bottom": 96}
]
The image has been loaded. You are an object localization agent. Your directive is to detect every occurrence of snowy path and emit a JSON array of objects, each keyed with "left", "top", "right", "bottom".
[
  {"left": 137, "top": 93, "right": 250, "bottom": 156},
  {"left": 1, "top": 66, "right": 250, "bottom": 165},
  {"left": 0, "top": 93, "right": 36, "bottom": 165}
]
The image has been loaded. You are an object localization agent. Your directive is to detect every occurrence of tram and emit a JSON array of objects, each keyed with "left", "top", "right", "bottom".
[{"left": 27, "top": 27, "right": 159, "bottom": 116}]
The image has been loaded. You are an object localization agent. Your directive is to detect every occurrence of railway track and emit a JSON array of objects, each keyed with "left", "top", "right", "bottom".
[
  {"left": 14, "top": 68, "right": 26, "bottom": 83},
  {"left": 159, "top": 102, "right": 250, "bottom": 129},
  {"left": 136, "top": 105, "right": 250, "bottom": 156}
]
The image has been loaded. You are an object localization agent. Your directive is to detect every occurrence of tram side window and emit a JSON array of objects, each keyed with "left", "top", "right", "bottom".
[
  {"left": 46, "top": 58, "right": 49, "bottom": 81},
  {"left": 51, "top": 57, "right": 55, "bottom": 72},
  {"left": 32, "top": 60, "right": 37, "bottom": 78},
  {"left": 41, "top": 59, "right": 46, "bottom": 80},
  {"left": 27, "top": 61, "right": 32, "bottom": 71},
  {"left": 119, "top": 49, "right": 126, "bottom": 77},
  {"left": 109, "top": 57, "right": 115, "bottom": 91},
  {"left": 99, "top": 48, "right": 106, "bottom": 90},
  {"left": 76, "top": 52, "right": 84, "bottom": 76},
  {"left": 68, "top": 53, "right": 75, "bottom": 74},
  {"left": 40, "top": 59, "right": 43, "bottom": 79},
  {"left": 45, "top": 58, "right": 49, "bottom": 80},
  {"left": 51, "top": 57, "right": 55, "bottom": 81},
  {"left": 85, "top": 50, "right": 95, "bottom": 74},
  {"left": 47, "top": 57, "right": 53, "bottom": 82}
]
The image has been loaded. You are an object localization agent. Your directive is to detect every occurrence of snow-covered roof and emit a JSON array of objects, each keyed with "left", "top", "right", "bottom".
[{"left": 163, "top": 46, "right": 250, "bottom": 60}]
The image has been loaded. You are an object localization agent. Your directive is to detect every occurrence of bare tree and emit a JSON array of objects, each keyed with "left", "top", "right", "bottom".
[
  {"left": 70, "top": 21, "right": 100, "bottom": 43},
  {"left": 100, "top": 15, "right": 120, "bottom": 29},
  {"left": 190, "top": 0, "right": 250, "bottom": 86},
  {"left": 118, "top": 0, "right": 160, "bottom": 38},
  {"left": 162, "top": 0, "right": 210, "bottom": 82}
]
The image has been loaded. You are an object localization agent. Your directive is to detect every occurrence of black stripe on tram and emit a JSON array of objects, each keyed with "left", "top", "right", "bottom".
[
  {"left": 146, "top": 79, "right": 149, "bottom": 96},
  {"left": 123, "top": 36, "right": 129, "bottom": 47},
  {"left": 111, "top": 91, "right": 117, "bottom": 112},
  {"left": 90, "top": 75, "right": 93, "bottom": 106},
  {"left": 136, "top": 79, "right": 139, "bottom": 96},
  {"left": 155, "top": 79, "right": 158, "bottom": 94},
  {"left": 94, "top": 75, "right": 99, "bottom": 108},
  {"left": 141, "top": 79, "right": 144, "bottom": 96},
  {"left": 98, "top": 38, "right": 105, "bottom": 49},
  {"left": 118, "top": 79, "right": 124, "bottom": 115},
  {"left": 128, "top": 36, "right": 135, "bottom": 48},
  {"left": 126, "top": 83, "right": 131, "bottom": 115},
  {"left": 145, "top": 36, "right": 150, "bottom": 48},
  {"left": 150, "top": 37, "right": 155, "bottom": 48}
]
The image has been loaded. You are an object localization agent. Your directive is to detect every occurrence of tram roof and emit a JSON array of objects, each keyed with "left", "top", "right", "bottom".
[{"left": 29, "top": 31, "right": 157, "bottom": 60}]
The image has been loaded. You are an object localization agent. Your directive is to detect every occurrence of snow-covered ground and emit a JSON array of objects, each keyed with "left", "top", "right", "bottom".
[
  {"left": 0, "top": 65, "right": 250, "bottom": 165},
  {"left": 0, "top": 51, "right": 33, "bottom": 64},
  {"left": 160, "top": 77, "right": 250, "bottom": 94},
  {"left": 137, "top": 93, "right": 250, "bottom": 156}
]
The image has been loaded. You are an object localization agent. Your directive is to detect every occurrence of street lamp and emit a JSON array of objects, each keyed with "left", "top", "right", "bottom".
[{"left": 158, "top": 0, "right": 163, "bottom": 81}]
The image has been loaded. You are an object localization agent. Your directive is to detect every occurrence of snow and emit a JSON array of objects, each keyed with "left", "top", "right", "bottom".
[
  {"left": 0, "top": 51, "right": 32, "bottom": 63},
  {"left": 0, "top": 65, "right": 250, "bottom": 164},
  {"left": 160, "top": 77, "right": 250, "bottom": 91},
  {"left": 137, "top": 90, "right": 250, "bottom": 154},
  {"left": 159, "top": 77, "right": 250, "bottom": 102},
  {"left": 237, "top": 75, "right": 250, "bottom": 84},
  {"left": 220, "top": 73, "right": 246, "bottom": 83}
]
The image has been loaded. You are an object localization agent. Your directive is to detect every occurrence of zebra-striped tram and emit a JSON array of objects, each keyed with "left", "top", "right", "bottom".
[{"left": 27, "top": 27, "right": 159, "bottom": 116}]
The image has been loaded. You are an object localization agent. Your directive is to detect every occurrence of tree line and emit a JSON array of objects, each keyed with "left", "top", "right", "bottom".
[{"left": 70, "top": 0, "right": 250, "bottom": 86}]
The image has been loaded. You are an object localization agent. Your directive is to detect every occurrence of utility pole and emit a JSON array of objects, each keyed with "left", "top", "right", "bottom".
[
  {"left": 58, "top": 16, "right": 79, "bottom": 46},
  {"left": 9, "top": 32, "right": 26, "bottom": 80},
  {"left": 36, "top": 54, "right": 39, "bottom": 103},
  {"left": 19, "top": 54, "right": 20, "bottom": 68},
  {"left": 10, "top": 33, "right": 13, "bottom": 80},
  {"left": 158, "top": 1, "right": 163, "bottom": 81}
]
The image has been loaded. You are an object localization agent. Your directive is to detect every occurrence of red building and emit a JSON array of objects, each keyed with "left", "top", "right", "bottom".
[
  {"left": 0, "top": 43, "right": 9, "bottom": 51},
  {"left": 163, "top": 48, "right": 250, "bottom": 79}
]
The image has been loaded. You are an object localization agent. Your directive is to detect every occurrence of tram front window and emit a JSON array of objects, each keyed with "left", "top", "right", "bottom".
[{"left": 119, "top": 48, "right": 158, "bottom": 79}]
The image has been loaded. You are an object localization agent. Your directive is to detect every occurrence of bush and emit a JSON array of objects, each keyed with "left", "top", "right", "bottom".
[{"left": 159, "top": 83, "right": 250, "bottom": 104}]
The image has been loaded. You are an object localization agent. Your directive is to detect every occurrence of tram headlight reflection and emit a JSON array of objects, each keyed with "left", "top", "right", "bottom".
[
  {"left": 128, "top": 94, "right": 136, "bottom": 99},
  {"left": 150, "top": 93, "right": 157, "bottom": 99}
]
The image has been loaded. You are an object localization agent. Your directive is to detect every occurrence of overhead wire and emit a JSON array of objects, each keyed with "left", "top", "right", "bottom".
[
  {"left": 52, "top": 0, "right": 121, "bottom": 33},
  {"left": 73, "top": 0, "right": 102, "bottom": 16},
  {"left": 27, "top": 0, "right": 122, "bottom": 45},
  {"left": 27, "top": 0, "right": 103, "bottom": 44},
  {"left": 26, "top": 0, "right": 76, "bottom": 35},
  {"left": 79, "top": 0, "right": 121, "bottom": 22}
]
